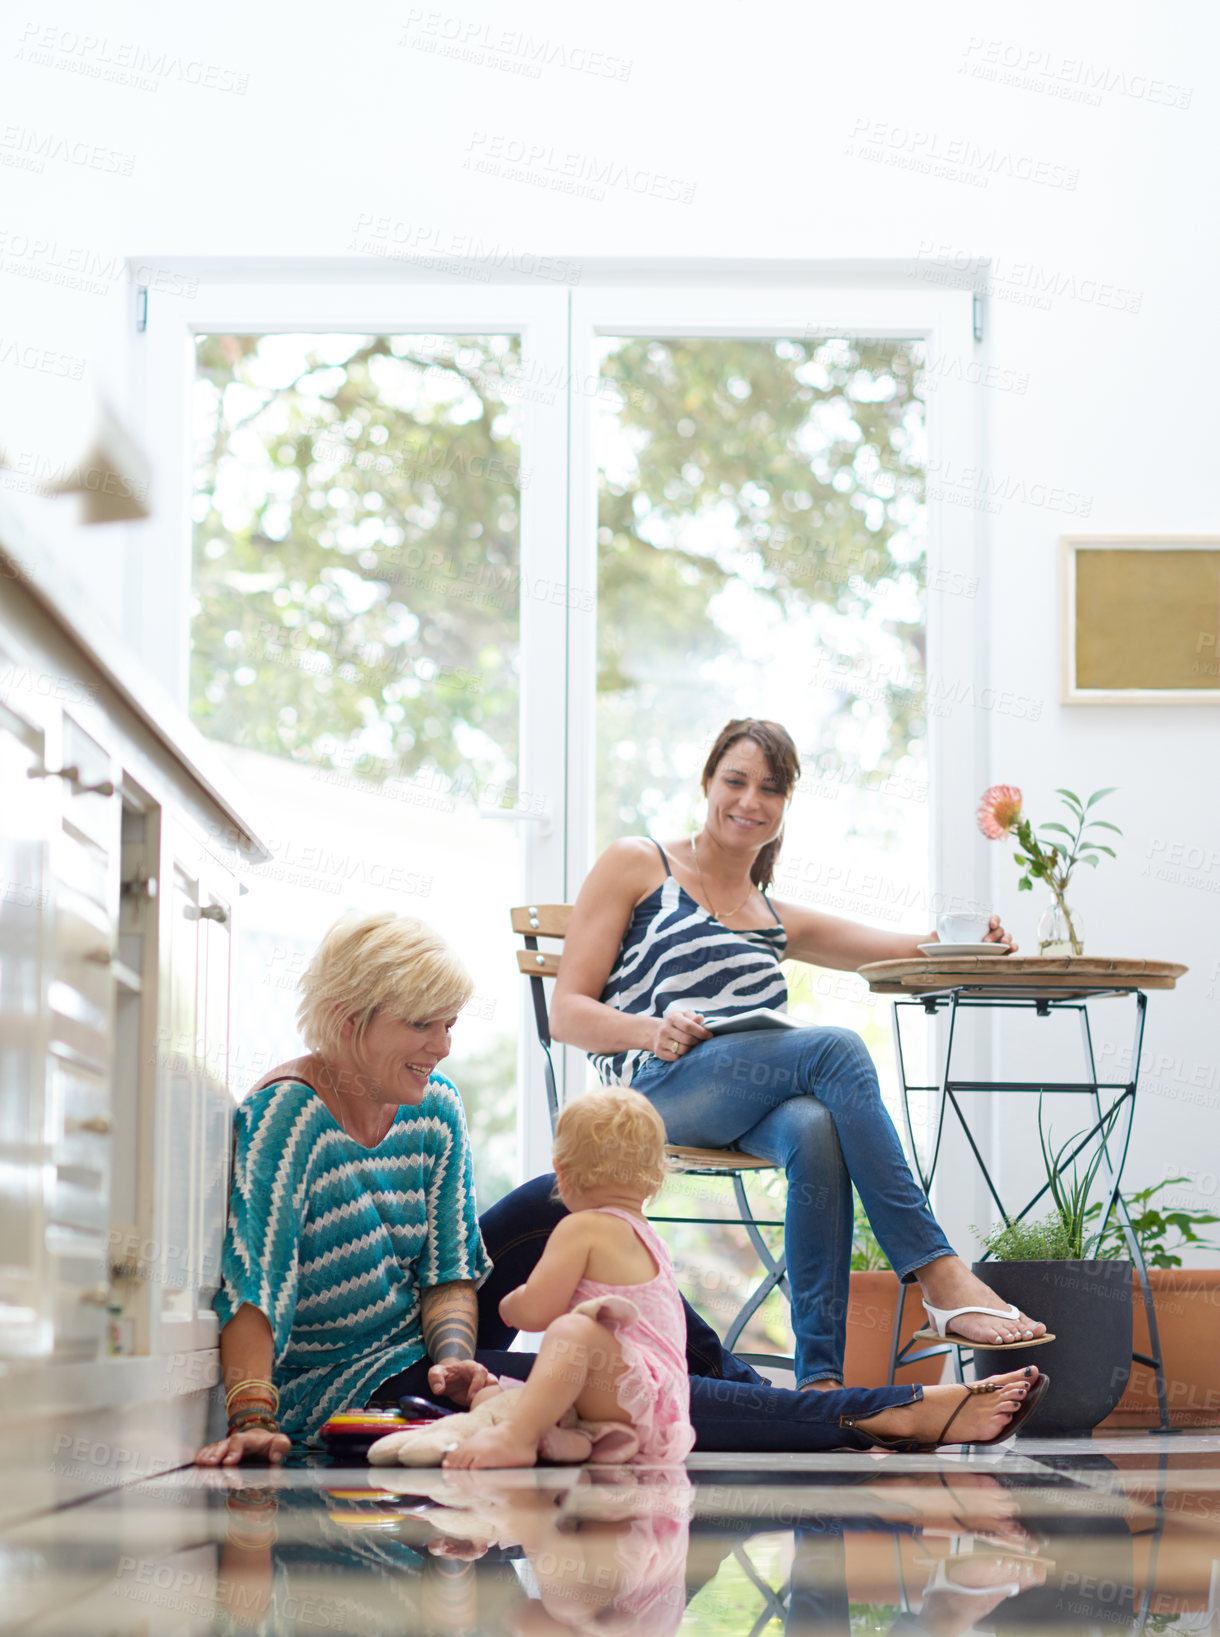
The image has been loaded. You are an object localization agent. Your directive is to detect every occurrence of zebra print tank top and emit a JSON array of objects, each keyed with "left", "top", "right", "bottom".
[{"left": 589, "top": 840, "right": 789, "bottom": 1086}]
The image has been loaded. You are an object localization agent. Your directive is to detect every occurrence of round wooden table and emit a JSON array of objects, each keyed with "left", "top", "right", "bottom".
[{"left": 858, "top": 954, "right": 1186, "bottom": 999}]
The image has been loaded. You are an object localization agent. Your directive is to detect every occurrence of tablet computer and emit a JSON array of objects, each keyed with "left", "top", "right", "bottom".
[{"left": 700, "top": 1008, "right": 803, "bottom": 1035}]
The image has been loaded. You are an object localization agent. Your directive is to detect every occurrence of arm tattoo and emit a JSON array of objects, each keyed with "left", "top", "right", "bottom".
[{"left": 421, "top": 1281, "right": 477, "bottom": 1363}]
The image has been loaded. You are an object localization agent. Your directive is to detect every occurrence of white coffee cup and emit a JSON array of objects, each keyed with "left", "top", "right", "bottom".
[{"left": 936, "top": 911, "right": 992, "bottom": 944}]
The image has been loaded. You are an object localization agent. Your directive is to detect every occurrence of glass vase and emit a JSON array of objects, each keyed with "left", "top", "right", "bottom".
[{"left": 1037, "top": 900, "right": 1084, "bottom": 957}]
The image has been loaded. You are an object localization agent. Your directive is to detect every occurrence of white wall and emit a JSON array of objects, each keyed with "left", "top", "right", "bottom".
[{"left": 3, "top": 0, "right": 1218, "bottom": 1249}]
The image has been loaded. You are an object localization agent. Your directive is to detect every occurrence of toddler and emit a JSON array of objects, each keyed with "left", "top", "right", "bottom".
[{"left": 445, "top": 1087, "right": 695, "bottom": 1469}]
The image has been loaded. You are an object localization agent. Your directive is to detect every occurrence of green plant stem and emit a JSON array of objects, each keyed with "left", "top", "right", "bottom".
[
  {"left": 1013, "top": 814, "right": 1083, "bottom": 953},
  {"left": 1045, "top": 878, "right": 1083, "bottom": 956}
]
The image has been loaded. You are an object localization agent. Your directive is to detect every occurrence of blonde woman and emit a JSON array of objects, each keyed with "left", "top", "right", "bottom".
[{"left": 197, "top": 911, "right": 489, "bottom": 1465}]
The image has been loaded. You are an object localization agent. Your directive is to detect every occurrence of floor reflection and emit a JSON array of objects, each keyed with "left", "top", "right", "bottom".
[{"left": 5, "top": 1438, "right": 1220, "bottom": 1634}]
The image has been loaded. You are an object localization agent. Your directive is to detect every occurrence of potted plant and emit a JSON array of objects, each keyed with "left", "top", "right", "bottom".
[
  {"left": 843, "top": 1193, "right": 942, "bottom": 1389},
  {"left": 1089, "top": 1181, "right": 1220, "bottom": 1430},
  {"left": 971, "top": 1104, "right": 1132, "bottom": 1434},
  {"left": 976, "top": 784, "right": 1122, "bottom": 955}
]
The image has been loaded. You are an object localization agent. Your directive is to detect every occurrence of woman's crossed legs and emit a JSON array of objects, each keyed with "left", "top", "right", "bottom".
[{"left": 632, "top": 1025, "right": 1044, "bottom": 1385}]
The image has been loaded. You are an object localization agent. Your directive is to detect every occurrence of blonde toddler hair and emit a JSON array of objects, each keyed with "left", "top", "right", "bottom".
[
  {"left": 296, "top": 911, "right": 473, "bottom": 1056},
  {"left": 552, "top": 1087, "right": 669, "bottom": 1198}
]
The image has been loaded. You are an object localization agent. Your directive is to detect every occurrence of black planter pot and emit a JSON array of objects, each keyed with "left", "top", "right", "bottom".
[{"left": 970, "top": 1258, "right": 1133, "bottom": 1436}]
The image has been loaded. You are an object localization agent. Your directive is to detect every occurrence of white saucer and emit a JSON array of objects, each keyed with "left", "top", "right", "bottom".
[{"left": 917, "top": 942, "right": 1011, "bottom": 957}]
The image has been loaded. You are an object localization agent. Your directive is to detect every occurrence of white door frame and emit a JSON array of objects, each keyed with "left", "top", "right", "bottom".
[
  {"left": 129, "top": 264, "right": 989, "bottom": 1204},
  {"left": 132, "top": 273, "right": 571, "bottom": 1182},
  {"left": 566, "top": 281, "right": 988, "bottom": 1230}
]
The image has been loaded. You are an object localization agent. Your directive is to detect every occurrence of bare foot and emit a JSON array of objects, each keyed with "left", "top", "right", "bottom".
[
  {"left": 443, "top": 1423, "right": 539, "bottom": 1470},
  {"left": 917, "top": 1257, "right": 1047, "bottom": 1346},
  {"left": 878, "top": 1470, "right": 1030, "bottom": 1548},
  {"left": 935, "top": 1553, "right": 1049, "bottom": 1591},
  {"left": 855, "top": 1367, "right": 1039, "bottom": 1447},
  {"left": 920, "top": 1556, "right": 1049, "bottom": 1634},
  {"left": 799, "top": 1379, "right": 843, "bottom": 1392},
  {"left": 910, "top": 1473, "right": 1034, "bottom": 1545}
]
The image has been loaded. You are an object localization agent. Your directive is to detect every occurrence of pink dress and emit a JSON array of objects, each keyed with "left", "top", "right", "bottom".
[{"left": 567, "top": 1207, "right": 696, "bottom": 1464}]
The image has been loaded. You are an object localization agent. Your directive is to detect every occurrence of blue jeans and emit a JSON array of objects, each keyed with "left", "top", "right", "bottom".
[
  {"left": 371, "top": 1175, "right": 921, "bottom": 1452},
  {"left": 632, "top": 1026, "right": 954, "bottom": 1387}
]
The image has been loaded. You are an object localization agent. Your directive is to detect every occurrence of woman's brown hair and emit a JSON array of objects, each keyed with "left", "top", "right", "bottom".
[{"left": 701, "top": 718, "right": 801, "bottom": 892}]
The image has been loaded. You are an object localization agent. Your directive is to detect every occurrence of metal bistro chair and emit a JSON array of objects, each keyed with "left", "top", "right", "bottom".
[{"left": 512, "top": 904, "right": 793, "bottom": 1372}]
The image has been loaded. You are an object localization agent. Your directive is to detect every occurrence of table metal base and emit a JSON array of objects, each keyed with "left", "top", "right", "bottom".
[{"left": 884, "top": 985, "right": 1168, "bottom": 1432}]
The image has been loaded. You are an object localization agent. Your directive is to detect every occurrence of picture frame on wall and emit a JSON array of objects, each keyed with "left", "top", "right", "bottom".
[{"left": 1061, "top": 536, "right": 1220, "bottom": 704}]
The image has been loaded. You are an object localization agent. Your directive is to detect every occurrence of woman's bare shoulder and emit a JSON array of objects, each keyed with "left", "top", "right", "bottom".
[
  {"left": 582, "top": 836, "right": 666, "bottom": 896},
  {"left": 248, "top": 1056, "right": 318, "bottom": 1099},
  {"left": 602, "top": 835, "right": 664, "bottom": 866}
]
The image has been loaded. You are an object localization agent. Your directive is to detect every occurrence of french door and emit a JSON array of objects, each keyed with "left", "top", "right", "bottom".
[{"left": 136, "top": 270, "right": 981, "bottom": 1192}]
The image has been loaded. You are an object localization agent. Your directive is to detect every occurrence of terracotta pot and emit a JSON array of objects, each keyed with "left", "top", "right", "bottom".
[
  {"left": 842, "top": 1271, "right": 943, "bottom": 1389},
  {"left": 1099, "top": 1268, "right": 1220, "bottom": 1429}
]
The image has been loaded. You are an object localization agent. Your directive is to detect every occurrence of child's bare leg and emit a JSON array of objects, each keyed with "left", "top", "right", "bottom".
[{"left": 445, "top": 1314, "right": 627, "bottom": 1470}]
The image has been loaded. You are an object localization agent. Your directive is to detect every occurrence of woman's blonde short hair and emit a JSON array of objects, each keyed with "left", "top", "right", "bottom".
[
  {"left": 296, "top": 911, "right": 474, "bottom": 1056},
  {"left": 552, "top": 1088, "right": 669, "bottom": 1198}
]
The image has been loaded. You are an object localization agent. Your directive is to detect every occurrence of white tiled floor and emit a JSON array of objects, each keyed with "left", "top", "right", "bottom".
[{"left": 6, "top": 1431, "right": 1220, "bottom": 1634}]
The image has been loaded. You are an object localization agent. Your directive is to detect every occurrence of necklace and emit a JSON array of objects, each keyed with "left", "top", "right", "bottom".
[
  {"left": 690, "top": 836, "right": 756, "bottom": 925},
  {"left": 323, "top": 1066, "right": 395, "bottom": 1148},
  {"left": 338, "top": 1092, "right": 396, "bottom": 1148}
]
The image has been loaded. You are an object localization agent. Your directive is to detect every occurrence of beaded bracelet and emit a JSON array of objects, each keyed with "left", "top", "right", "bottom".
[
  {"left": 226, "top": 1394, "right": 277, "bottom": 1418},
  {"left": 226, "top": 1410, "right": 278, "bottom": 1430},
  {"left": 228, "top": 1411, "right": 281, "bottom": 1436},
  {"left": 225, "top": 1501, "right": 279, "bottom": 1548}
]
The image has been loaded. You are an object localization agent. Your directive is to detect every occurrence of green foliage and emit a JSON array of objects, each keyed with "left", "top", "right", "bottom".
[
  {"left": 1085, "top": 1178, "right": 1220, "bottom": 1269},
  {"left": 1011, "top": 788, "right": 1123, "bottom": 899},
  {"left": 191, "top": 332, "right": 928, "bottom": 819},
  {"left": 977, "top": 1097, "right": 1122, "bottom": 1261},
  {"left": 1039, "top": 1096, "right": 1121, "bottom": 1258},
  {"left": 450, "top": 1032, "right": 517, "bottom": 1207},
  {"left": 851, "top": 1605, "right": 901, "bottom": 1636},
  {"left": 192, "top": 333, "right": 524, "bottom": 788},
  {"left": 596, "top": 335, "right": 927, "bottom": 840},
  {"left": 977, "top": 1211, "right": 1078, "bottom": 1262},
  {"left": 851, "top": 1189, "right": 890, "bottom": 1271}
]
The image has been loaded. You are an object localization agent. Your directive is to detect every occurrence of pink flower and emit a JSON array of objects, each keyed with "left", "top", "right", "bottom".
[{"left": 977, "top": 784, "right": 1023, "bottom": 839}]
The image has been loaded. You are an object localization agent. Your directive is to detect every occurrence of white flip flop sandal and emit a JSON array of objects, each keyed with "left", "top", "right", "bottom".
[
  {"left": 918, "top": 1554, "right": 1047, "bottom": 1599},
  {"left": 913, "top": 1301, "right": 1056, "bottom": 1349}
]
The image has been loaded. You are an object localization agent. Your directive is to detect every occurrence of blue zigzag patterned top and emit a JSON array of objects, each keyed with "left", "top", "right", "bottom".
[
  {"left": 214, "top": 1074, "right": 489, "bottom": 1442},
  {"left": 589, "top": 841, "right": 789, "bottom": 1087}
]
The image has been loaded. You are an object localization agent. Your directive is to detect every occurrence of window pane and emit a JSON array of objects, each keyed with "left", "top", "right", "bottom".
[
  {"left": 594, "top": 334, "right": 928, "bottom": 1356},
  {"left": 191, "top": 333, "right": 524, "bottom": 1203}
]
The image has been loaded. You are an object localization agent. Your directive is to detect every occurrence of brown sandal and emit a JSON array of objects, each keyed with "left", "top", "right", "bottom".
[{"left": 843, "top": 1372, "right": 1051, "bottom": 1453}]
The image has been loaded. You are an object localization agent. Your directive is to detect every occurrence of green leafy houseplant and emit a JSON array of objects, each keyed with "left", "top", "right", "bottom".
[
  {"left": 977, "top": 1212, "right": 1078, "bottom": 1262},
  {"left": 976, "top": 1099, "right": 1120, "bottom": 1262},
  {"left": 976, "top": 784, "right": 1123, "bottom": 956},
  {"left": 1085, "top": 1179, "right": 1220, "bottom": 1269},
  {"left": 983, "top": 1178, "right": 1220, "bottom": 1267}
]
